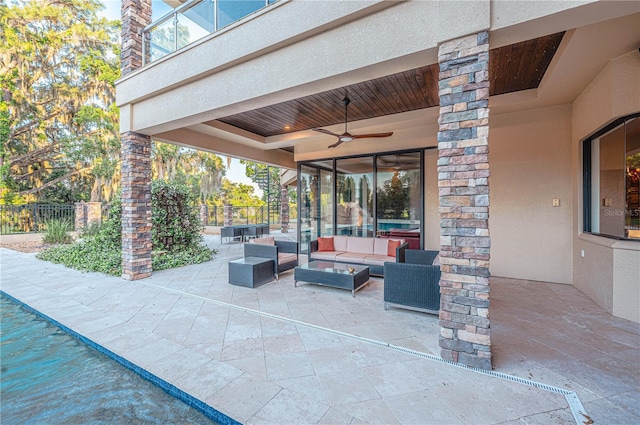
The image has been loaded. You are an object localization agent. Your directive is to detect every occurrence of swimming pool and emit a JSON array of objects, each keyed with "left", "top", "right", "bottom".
[{"left": 0, "top": 295, "right": 230, "bottom": 425}]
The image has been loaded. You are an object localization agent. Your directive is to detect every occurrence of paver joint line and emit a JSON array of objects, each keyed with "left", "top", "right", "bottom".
[{"left": 142, "top": 281, "right": 588, "bottom": 425}]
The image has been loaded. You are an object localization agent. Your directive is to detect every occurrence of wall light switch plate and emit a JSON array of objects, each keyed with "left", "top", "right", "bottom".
[
  {"left": 603, "top": 198, "right": 613, "bottom": 207},
  {"left": 552, "top": 198, "right": 560, "bottom": 207}
]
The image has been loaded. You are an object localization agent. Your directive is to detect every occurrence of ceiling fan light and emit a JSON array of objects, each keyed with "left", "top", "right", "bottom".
[{"left": 341, "top": 136, "right": 354, "bottom": 142}]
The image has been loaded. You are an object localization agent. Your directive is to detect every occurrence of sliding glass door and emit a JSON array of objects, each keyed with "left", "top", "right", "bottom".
[
  {"left": 376, "top": 152, "right": 422, "bottom": 236},
  {"left": 298, "top": 150, "right": 425, "bottom": 251},
  {"left": 298, "top": 161, "right": 333, "bottom": 254},
  {"left": 336, "top": 157, "right": 374, "bottom": 237}
]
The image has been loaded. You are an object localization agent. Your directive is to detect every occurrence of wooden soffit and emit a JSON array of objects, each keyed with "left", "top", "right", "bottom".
[{"left": 218, "top": 32, "right": 565, "bottom": 137}]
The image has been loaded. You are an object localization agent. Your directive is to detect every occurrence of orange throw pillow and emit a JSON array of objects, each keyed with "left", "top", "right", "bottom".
[
  {"left": 387, "top": 240, "right": 401, "bottom": 257},
  {"left": 317, "top": 237, "right": 335, "bottom": 252}
]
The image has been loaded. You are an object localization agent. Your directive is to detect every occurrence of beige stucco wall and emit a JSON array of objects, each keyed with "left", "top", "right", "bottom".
[
  {"left": 613, "top": 242, "right": 640, "bottom": 323},
  {"left": 489, "top": 105, "right": 573, "bottom": 284},
  {"left": 572, "top": 50, "right": 640, "bottom": 322}
]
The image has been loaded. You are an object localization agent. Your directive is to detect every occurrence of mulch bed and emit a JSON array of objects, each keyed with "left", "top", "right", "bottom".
[{"left": 0, "top": 241, "right": 48, "bottom": 253}]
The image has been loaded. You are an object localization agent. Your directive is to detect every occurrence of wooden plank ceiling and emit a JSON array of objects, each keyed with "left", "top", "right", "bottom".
[{"left": 217, "top": 32, "right": 565, "bottom": 137}]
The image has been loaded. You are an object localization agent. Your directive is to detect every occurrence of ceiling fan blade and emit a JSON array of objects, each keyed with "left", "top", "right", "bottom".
[
  {"left": 328, "top": 139, "right": 345, "bottom": 148},
  {"left": 313, "top": 128, "right": 340, "bottom": 137},
  {"left": 351, "top": 132, "right": 394, "bottom": 139}
]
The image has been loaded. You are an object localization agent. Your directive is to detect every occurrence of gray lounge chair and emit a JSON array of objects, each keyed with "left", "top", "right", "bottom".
[
  {"left": 244, "top": 240, "right": 299, "bottom": 280},
  {"left": 383, "top": 249, "right": 441, "bottom": 314}
]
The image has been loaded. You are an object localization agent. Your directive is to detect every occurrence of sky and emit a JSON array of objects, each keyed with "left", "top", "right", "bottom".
[{"left": 99, "top": 0, "right": 261, "bottom": 195}]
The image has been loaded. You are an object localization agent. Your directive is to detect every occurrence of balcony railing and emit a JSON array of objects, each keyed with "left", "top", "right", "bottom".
[{"left": 143, "top": 0, "right": 279, "bottom": 65}]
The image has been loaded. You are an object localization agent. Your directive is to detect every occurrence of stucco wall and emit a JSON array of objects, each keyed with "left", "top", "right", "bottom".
[
  {"left": 572, "top": 50, "right": 640, "bottom": 322},
  {"left": 613, "top": 242, "right": 640, "bottom": 323},
  {"left": 489, "top": 104, "right": 573, "bottom": 284}
]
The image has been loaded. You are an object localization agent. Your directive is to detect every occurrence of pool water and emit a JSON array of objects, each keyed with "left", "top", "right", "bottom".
[{"left": 0, "top": 295, "right": 222, "bottom": 425}]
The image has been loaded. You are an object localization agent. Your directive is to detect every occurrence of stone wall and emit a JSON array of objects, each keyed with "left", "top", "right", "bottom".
[{"left": 437, "top": 31, "right": 492, "bottom": 370}]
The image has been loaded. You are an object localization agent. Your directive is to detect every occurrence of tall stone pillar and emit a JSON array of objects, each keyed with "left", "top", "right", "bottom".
[
  {"left": 199, "top": 204, "right": 209, "bottom": 226},
  {"left": 74, "top": 202, "right": 102, "bottom": 231},
  {"left": 437, "top": 31, "right": 492, "bottom": 370},
  {"left": 280, "top": 185, "right": 289, "bottom": 233},
  {"left": 223, "top": 204, "right": 233, "bottom": 227},
  {"left": 121, "top": 0, "right": 152, "bottom": 280}
]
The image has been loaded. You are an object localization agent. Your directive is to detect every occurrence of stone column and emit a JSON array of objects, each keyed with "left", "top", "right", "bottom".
[
  {"left": 75, "top": 202, "right": 86, "bottom": 231},
  {"left": 280, "top": 185, "right": 289, "bottom": 233},
  {"left": 437, "top": 31, "right": 492, "bottom": 370},
  {"left": 199, "top": 204, "right": 208, "bottom": 226},
  {"left": 121, "top": 0, "right": 152, "bottom": 280},
  {"left": 75, "top": 202, "right": 104, "bottom": 230},
  {"left": 121, "top": 132, "right": 152, "bottom": 280},
  {"left": 223, "top": 204, "right": 233, "bottom": 227}
]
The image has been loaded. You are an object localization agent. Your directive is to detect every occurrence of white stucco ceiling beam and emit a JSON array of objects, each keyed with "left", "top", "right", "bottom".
[
  {"left": 154, "top": 128, "right": 296, "bottom": 169},
  {"left": 490, "top": 0, "right": 640, "bottom": 48}
]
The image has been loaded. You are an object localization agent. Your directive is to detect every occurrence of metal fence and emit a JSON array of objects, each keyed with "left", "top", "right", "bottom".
[
  {"left": 206, "top": 204, "right": 297, "bottom": 227},
  {"left": 0, "top": 204, "right": 75, "bottom": 234}
]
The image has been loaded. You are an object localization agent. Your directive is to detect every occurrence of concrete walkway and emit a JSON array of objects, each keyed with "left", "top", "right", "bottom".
[{"left": 1, "top": 234, "right": 638, "bottom": 424}]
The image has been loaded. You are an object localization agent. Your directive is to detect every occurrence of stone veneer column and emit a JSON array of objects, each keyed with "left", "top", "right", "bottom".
[
  {"left": 437, "top": 31, "right": 492, "bottom": 370},
  {"left": 75, "top": 202, "right": 103, "bottom": 231},
  {"left": 199, "top": 204, "right": 209, "bottom": 226},
  {"left": 121, "top": 0, "right": 152, "bottom": 280},
  {"left": 223, "top": 204, "right": 233, "bottom": 227}
]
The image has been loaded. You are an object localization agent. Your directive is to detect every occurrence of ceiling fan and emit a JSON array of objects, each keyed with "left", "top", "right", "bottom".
[{"left": 313, "top": 95, "right": 393, "bottom": 148}]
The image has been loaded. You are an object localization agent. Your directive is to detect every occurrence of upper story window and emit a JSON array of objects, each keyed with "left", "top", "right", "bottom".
[
  {"left": 143, "top": 0, "right": 279, "bottom": 64},
  {"left": 583, "top": 113, "right": 640, "bottom": 240}
]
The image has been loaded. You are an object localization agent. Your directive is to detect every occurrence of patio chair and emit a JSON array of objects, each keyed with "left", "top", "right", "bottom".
[
  {"left": 244, "top": 237, "right": 299, "bottom": 280},
  {"left": 383, "top": 249, "right": 441, "bottom": 314},
  {"left": 221, "top": 226, "right": 242, "bottom": 243}
]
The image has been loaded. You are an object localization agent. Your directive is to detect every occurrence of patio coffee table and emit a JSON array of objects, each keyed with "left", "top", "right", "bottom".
[
  {"left": 228, "top": 257, "right": 274, "bottom": 288},
  {"left": 294, "top": 261, "right": 370, "bottom": 297}
]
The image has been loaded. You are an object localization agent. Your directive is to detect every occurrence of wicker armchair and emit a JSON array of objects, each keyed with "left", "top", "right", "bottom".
[
  {"left": 383, "top": 249, "right": 441, "bottom": 314},
  {"left": 244, "top": 239, "right": 299, "bottom": 280}
]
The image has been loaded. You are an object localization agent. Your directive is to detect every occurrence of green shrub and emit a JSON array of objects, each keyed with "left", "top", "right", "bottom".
[
  {"left": 42, "top": 219, "right": 73, "bottom": 245},
  {"left": 37, "top": 181, "right": 216, "bottom": 275},
  {"left": 37, "top": 238, "right": 122, "bottom": 275},
  {"left": 152, "top": 180, "right": 204, "bottom": 251}
]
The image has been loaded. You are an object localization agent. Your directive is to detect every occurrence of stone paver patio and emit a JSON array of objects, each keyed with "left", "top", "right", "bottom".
[{"left": 1, "top": 233, "right": 638, "bottom": 424}]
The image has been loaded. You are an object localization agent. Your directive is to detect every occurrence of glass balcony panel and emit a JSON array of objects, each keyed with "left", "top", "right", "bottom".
[
  {"left": 148, "top": 19, "right": 176, "bottom": 62},
  {"left": 176, "top": 0, "right": 215, "bottom": 50},
  {"left": 217, "top": 0, "right": 265, "bottom": 29}
]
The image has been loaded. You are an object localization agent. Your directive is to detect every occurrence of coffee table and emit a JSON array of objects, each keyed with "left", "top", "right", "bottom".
[
  {"left": 228, "top": 257, "right": 274, "bottom": 288},
  {"left": 294, "top": 261, "right": 370, "bottom": 297}
]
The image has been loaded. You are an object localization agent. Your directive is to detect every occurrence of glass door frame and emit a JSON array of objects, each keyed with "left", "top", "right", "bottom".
[{"left": 297, "top": 148, "right": 432, "bottom": 251}]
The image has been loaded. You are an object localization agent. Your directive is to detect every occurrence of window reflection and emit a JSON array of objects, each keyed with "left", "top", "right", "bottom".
[
  {"left": 585, "top": 114, "right": 640, "bottom": 239},
  {"left": 336, "top": 157, "right": 373, "bottom": 237},
  {"left": 376, "top": 153, "right": 421, "bottom": 238}
]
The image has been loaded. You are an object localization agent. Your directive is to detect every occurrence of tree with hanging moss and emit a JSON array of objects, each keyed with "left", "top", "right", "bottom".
[{"left": 1, "top": 0, "right": 121, "bottom": 203}]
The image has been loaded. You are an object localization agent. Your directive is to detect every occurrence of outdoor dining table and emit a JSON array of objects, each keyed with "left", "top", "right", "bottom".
[{"left": 221, "top": 224, "right": 269, "bottom": 243}]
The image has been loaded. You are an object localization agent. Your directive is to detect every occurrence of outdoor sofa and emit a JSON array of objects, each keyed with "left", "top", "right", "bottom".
[
  {"left": 309, "top": 235, "right": 408, "bottom": 276},
  {"left": 243, "top": 236, "right": 298, "bottom": 280},
  {"left": 383, "top": 249, "right": 441, "bottom": 314}
]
